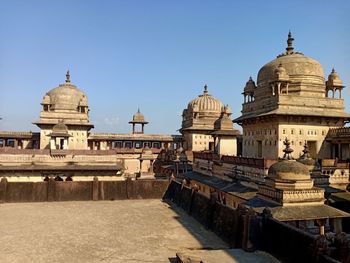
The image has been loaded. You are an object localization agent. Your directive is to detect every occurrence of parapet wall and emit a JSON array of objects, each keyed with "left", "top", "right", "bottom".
[
  {"left": 164, "top": 180, "right": 347, "bottom": 263},
  {"left": 0, "top": 178, "right": 169, "bottom": 203}
]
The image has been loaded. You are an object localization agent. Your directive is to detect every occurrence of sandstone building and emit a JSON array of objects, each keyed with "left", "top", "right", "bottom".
[
  {"left": 234, "top": 32, "right": 350, "bottom": 160},
  {"left": 180, "top": 85, "right": 240, "bottom": 156}
]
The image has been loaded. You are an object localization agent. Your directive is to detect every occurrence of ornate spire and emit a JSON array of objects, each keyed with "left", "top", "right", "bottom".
[
  {"left": 300, "top": 141, "right": 311, "bottom": 159},
  {"left": 203, "top": 84, "right": 208, "bottom": 95},
  {"left": 282, "top": 138, "right": 294, "bottom": 160},
  {"left": 65, "top": 70, "right": 71, "bottom": 83},
  {"left": 137, "top": 108, "right": 140, "bottom": 113},
  {"left": 286, "top": 31, "right": 294, "bottom": 55}
]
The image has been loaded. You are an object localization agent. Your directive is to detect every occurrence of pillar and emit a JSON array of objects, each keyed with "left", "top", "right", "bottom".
[
  {"left": 14, "top": 139, "right": 18, "bottom": 149},
  {"left": 50, "top": 138, "right": 55, "bottom": 150},
  {"left": 316, "top": 219, "right": 326, "bottom": 236},
  {"left": 63, "top": 138, "right": 68, "bottom": 150},
  {"left": 47, "top": 176, "right": 55, "bottom": 201},
  {"left": 0, "top": 177, "right": 8, "bottom": 203},
  {"left": 139, "top": 160, "right": 143, "bottom": 177},
  {"left": 92, "top": 176, "right": 99, "bottom": 201},
  {"left": 150, "top": 160, "right": 154, "bottom": 173},
  {"left": 141, "top": 124, "right": 144, "bottom": 134}
]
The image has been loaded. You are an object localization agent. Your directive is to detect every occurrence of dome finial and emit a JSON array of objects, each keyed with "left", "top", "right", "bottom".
[
  {"left": 203, "top": 84, "right": 208, "bottom": 95},
  {"left": 286, "top": 31, "right": 294, "bottom": 55},
  {"left": 300, "top": 141, "right": 311, "bottom": 159},
  {"left": 137, "top": 107, "right": 140, "bottom": 113},
  {"left": 282, "top": 137, "right": 294, "bottom": 160},
  {"left": 66, "top": 70, "right": 71, "bottom": 83}
]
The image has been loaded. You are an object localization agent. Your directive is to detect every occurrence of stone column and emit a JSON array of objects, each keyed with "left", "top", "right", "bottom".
[
  {"left": 150, "top": 160, "right": 154, "bottom": 173},
  {"left": 92, "top": 176, "right": 99, "bottom": 201},
  {"left": 47, "top": 177, "right": 55, "bottom": 201},
  {"left": 63, "top": 138, "right": 68, "bottom": 150},
  {"left": 50, "top": 138, "right": 56, "bottom": 150},
  {"left": 14, "top": 139, "right": 18, "bottom": 149},
  {"left": 316, "top": 219, "right": 326, "bottom": 236},
  {"left": 0, "top": 177, "right": 8, "bottom": 203},
  {"left": 139, "top": 160, "right": 143, "bottom": 177}
]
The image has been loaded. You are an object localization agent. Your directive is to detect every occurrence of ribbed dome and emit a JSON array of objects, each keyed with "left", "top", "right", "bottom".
[
  {"left": 268, "top": 160, "right": 310, "bottom": 181},
  {"left": 43, "top": 71, "right": 88, "bottom": 111},
  {"left": 187, "top": 85, "right": 223, "bottom": 113}
]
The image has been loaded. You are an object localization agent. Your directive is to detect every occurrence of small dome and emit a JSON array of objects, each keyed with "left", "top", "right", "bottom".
[
  {"left": 273, "top": 63, "right": 290, "bottom": 81},
  {"left": 52, "top": 122, "right": 68, "bottom": 133},
  {"left": 187, "top": 85, "right": 223, "bottom": 113},
  {"left": 326, "top": 68, "right": 343, "bottom": 88},
  {"left": 268, "top": 160, "right": 310, "bottom": 181},
  {"left": 43, "top": 71, "right": 88, "bottom": 111},
  {"left": 243, "top": 77, "right": 256, "bottom": 93},
  {"left": 130, "top": 109, "right": 148, "bottom": 123},
  {"left": 50, "top": 121, "right": 71, "bottom": 137}
]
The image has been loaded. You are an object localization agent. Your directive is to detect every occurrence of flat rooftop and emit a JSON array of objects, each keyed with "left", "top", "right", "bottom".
[{"left": 0, "top": 200, "right": 278, "bottom": 263}]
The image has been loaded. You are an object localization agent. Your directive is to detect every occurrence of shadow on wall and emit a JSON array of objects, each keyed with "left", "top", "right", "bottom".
[{"left": 163, "top": 180, "right": 350, "bottom": 263}]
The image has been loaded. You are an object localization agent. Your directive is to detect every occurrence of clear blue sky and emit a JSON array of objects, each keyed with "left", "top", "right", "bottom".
[{"left": 0, "top": 0, "right": 349, "bottom": 134}]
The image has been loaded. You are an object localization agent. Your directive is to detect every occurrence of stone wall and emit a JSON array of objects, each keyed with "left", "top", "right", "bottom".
[
  {"left": 0, "top": 178, "right": 169, "bottom": 203},
  {"left": 163, "top": 180, "right": 241, "bottom": 247},
  {"left": 164, "top": 180, "right": 348, "bottom": 263}
]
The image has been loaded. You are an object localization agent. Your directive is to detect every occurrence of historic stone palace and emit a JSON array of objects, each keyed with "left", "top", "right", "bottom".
[{"left": 234, "top": 32, "right": 350, "bottom": 160}]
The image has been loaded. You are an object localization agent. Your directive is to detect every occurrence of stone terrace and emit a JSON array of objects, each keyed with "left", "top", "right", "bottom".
[{"left": 0, "top": 200, "right": 278, "bottom": 263}]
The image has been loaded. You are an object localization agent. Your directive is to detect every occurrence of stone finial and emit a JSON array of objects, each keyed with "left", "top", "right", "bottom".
[
  {"left": 286, "top": 31, "right": 294, "bottom": 55},
  {"left": 300, "top": 141, "right": 311, "bottom": 159},
  {"left": 203, "top": 84, "right": 208, "bottom": 95},
  {"left": 66, "top": 70, "right": 71, "bottom": 83},
  {"left": 282, "top": 137, "right": 294, "bottom": 160}
]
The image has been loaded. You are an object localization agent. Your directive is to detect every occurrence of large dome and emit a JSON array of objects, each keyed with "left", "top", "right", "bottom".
[
  {"left": 42, "top": 71, "right": 88, "bottom": 111},
  {"left": 257, "top": 32, "right": 325, "bottom": 88},
  {"left": 257, "top": 53, "right": 325, "bottom": 87},
  {"left": 187, "top": 85, "right": 223, "bottom": 114}
]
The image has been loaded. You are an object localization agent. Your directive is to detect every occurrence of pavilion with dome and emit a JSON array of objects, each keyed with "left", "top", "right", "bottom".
[
  {"left": 234, "top": 32, "right": 350, "bottom": 160},
  {"left": 34, "top": 70, "right": 94, "bottom": 150},
  {"left": 180, "top": 85, "right": 240, "bottom": 155}
]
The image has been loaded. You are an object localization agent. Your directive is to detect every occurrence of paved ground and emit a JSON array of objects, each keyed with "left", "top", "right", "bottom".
[{"left": 0, "top": 200, "right": 279, "bottom": 263}]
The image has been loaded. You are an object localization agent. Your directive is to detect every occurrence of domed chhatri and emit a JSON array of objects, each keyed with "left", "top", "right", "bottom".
[
  {"left": 181, "top": 84, "right": 239, "bottom": 153},
  {"left": 182, "top": 85, "right": 225, "bottom": 132},
  {"left": 234, "top": 32, "right": 350, "bottom": 160},
  {"left": 129, "top": 109, "right": 148, "bottom": 134},
  {"left": 34, "top": 71, "right": 94, "bottom": 150},
  {"left": 242, "top": 77, "right": 256, "bottom": 103}
]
